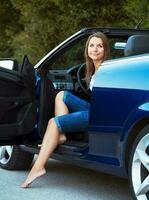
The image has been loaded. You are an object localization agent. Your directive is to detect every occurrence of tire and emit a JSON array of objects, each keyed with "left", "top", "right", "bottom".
[
  {"left": 0, "top": 145, "right": 34, "bottom": 170},
  {"left": 128, "top": 125, "right": 149, "bottom": 200}
]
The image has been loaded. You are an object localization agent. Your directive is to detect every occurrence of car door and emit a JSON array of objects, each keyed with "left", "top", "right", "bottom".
[{"left": 0, "top": 56, "right": 36, "bottom": 144}]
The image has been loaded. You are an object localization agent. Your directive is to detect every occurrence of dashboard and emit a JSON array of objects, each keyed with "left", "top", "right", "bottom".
[{"left": 48, "top": 70, "right": 75, "bottom": 91}]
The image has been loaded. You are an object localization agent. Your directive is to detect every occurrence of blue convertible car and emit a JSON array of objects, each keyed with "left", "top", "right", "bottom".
[{"left": 0, "top": 28, "right": 149, "bottom": 200}]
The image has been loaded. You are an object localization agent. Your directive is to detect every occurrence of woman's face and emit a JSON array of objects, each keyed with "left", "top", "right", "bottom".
[{"left": 87, "top": 37, "right": 104, "bottom": 62}]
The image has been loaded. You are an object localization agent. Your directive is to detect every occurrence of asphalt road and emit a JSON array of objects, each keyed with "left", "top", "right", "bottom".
[{"left": 0, "top": 158, "right": 132, "bottom": 200}]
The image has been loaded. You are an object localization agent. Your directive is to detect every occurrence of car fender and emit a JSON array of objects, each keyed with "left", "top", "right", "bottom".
[
  {"left": 121, "top": 102, "right": 149, "bottom": 142},
  {"left": 119, "top": 102, "right": 149, "bottom": 169}
]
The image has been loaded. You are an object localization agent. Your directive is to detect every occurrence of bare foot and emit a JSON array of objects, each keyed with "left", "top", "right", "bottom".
[{"left": 20, "top": 167, "right": 46, "bottom": 188}]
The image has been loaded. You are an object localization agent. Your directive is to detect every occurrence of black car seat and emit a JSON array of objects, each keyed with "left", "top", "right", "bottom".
[{"left": 124, "top": 35, "right": 149, "bottom": 56}]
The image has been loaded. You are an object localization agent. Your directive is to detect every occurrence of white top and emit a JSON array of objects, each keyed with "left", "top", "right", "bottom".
[
  {"left": 89, "top": 64, "right": 103, "bottom": 90},
  {"left": 89, "top": 74, "right": 95, "bottom": 91}
]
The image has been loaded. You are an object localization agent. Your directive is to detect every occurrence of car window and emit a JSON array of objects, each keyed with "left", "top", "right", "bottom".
[{"left": 50, "top": 37, "right": 87, "bottom": 70}]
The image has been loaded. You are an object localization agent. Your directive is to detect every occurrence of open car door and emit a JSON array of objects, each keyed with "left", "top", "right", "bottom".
[{"left": 0, "top": 56, "right": 36, "bottom": 145}]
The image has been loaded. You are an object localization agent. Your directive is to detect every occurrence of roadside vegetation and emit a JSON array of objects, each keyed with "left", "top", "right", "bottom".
[{"left": 0, "top": 0, "right": 149, "bottom": 64}]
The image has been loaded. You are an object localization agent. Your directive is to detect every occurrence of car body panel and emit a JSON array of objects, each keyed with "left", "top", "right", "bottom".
[{"left": 93, "top": 54, "right": 149, "bottom": 90}]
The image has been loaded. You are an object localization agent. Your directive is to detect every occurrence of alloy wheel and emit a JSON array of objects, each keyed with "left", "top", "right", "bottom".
[
  {"left": 0, "top": 146, "right": 13, "bottom": 165},
  {"left": 131, "top": 133, "right": 149, "bottom": 200}
]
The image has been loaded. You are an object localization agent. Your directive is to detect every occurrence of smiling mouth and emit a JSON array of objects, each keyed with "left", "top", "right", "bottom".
[{"left": 92, "top": 54, "right": 100, "bottom": 56}]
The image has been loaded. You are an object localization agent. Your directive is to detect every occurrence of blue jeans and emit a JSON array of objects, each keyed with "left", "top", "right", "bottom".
[{"left": 54, "top": 91, "right": 90, "bottom": 133}]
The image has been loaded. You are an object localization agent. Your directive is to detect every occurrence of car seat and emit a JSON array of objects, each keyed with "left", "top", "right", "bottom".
[{"left": 124, "top": 35, "right": 149, "bottom": 56}]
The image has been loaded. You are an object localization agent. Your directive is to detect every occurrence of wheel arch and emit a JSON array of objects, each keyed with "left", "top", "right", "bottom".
[{"left": 124, "top": 117, "right": 149, "bottom": 173}]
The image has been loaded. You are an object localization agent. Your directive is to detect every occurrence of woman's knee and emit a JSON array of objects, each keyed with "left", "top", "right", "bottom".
[
  {"left": 48, "top": 118, "right": 56, "bottom": 127},
  {"left": 47, "top": 118, "right": 60, "bottom": 135},
  {"left": 55, "top": 91, "right": 65, "bottom": 103}
]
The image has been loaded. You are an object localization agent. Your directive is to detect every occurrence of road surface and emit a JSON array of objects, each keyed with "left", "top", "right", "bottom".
[{"left": 0, "top": 158, "right": 132, "bottom": 200}]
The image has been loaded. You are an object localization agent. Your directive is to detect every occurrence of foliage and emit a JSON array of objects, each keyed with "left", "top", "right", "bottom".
[
  {"left": 0, "top": 0, "right": 22, "bottom": 57},
  {"left": 0, "top": 0, "right": 148, "bottom": 64},
  {"left": 124, "top": 0, "right": 149, "bottom": 28}
]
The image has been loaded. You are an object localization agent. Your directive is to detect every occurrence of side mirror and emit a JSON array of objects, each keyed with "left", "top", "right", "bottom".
[{"left": 0, "top": 59, "right": 18, "bottom": 70}]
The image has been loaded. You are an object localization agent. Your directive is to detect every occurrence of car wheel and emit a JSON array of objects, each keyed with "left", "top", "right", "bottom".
[
  {"left": 0, "top": 145, "right": 34, "bottom": 170},
  {"left": 129, "top": 125, "right": 149, "bottom": 200}
]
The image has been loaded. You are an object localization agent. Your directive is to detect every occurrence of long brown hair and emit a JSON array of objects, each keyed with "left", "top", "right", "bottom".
[{"left": 84, "top": 32, "right": 110, "bottom": 87}]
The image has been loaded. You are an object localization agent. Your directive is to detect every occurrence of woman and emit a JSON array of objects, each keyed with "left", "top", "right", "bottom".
[{"left": 21, "top": 32, "right": 110, "bottom": 188}]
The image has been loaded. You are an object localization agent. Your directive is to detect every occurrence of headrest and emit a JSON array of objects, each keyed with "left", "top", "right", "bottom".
[{"left": 124, "top": 35, "right": 149, "bottom": 56}]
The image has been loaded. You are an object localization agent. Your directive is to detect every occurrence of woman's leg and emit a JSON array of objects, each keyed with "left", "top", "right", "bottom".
[
  {"left": 55, "top": 91, "right": 69, "bottom": 116},
  {"left": 21, "top": 118, "right": 60, "bottom": 188},
  {"left": 55, "top": 91, "right": 68, "bottom": 143},
  {"left": 38, "top": 91, "right": 68, "bottom": 148},
  {"left": 55, "top": 91, "right": 89, "bottom": 143}
]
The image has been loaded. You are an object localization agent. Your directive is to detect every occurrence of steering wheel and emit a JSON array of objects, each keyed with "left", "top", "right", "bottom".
[{"left": 77, "top": 63, "right": 90, "bottom": 96}]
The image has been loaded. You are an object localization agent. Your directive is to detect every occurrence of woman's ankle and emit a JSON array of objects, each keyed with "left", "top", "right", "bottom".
[{"left": 32, "top": 161, "right": 45, "bottom": 172}]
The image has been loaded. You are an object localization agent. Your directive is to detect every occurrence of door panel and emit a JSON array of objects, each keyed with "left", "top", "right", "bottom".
[{"left": 0, "top": 56, "right": 36, "bottom": 139}]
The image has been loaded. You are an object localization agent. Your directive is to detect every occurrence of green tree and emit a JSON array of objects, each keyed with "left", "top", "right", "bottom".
[
  {"left": 0, "top": 0, "right": 22, "bottom": 57},
  {"left": 124, "top": 0, "right": 149, "bottom": 28},
  {"left": 11, "top": 0, "right": 128, "bottom": 63},
  {"left": 0, "top": 0, "right": 148, "bottom": 63},
  {"left": 11, "top": 0, "right": 64, "bottom": 63}
]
